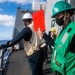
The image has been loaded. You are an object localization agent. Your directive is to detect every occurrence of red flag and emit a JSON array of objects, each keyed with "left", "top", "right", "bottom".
[{"left": 32, "top": 10, "right": 46, "bottom": 32}]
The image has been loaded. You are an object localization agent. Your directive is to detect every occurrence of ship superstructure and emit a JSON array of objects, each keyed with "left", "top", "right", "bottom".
[{"left": 13, "top": 0, "right": 75, "bottom": 49}]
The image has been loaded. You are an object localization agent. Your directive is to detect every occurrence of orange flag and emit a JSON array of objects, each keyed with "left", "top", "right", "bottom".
[{"left": 32, "top": 10, "right": 46, "bottom": 32}]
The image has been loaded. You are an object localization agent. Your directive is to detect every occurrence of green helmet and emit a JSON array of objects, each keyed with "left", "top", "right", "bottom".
[{"left": 51, "top": 1, "right": 75, "bottom": 18}]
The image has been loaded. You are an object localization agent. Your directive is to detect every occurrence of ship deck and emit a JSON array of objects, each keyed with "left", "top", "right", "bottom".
[{"left": 3, "top": 49, "right": 55, "bottom": 75}]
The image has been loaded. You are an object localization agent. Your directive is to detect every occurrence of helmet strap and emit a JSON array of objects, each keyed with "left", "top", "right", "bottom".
[{"left": 63, "top": 11, "right": 69, "bottom": 27}]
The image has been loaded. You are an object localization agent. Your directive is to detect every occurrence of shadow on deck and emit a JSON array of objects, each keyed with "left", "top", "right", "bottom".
[{"left": 3, "top": 49, "right": 55, "bottom": 75}]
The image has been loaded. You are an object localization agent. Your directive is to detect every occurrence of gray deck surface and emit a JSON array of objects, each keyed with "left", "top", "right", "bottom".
[{"left": 3, "top": 49, "right": 55, "bottom": 75}]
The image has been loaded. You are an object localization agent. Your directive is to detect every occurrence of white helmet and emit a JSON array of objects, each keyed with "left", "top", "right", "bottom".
[{"left": 22, "top": 13, "right": 32, "bottom": 20}]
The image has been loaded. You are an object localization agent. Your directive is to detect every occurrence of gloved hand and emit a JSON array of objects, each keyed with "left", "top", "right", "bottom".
[{"left": 7, "top": 41, "right": 12, "bottom": 47}]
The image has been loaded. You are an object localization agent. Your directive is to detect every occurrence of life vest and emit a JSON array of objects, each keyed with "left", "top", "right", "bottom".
[
  {"left": 51, "top": 22, "right": 75, "bottom": 75},
  {"left": 24, "top": 24, "right": 46, "bottom": 56}
]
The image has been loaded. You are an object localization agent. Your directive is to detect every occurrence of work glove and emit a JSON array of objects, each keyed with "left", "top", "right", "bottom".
[{"left": 7, "top": 41, "right": 12, "bottom": 47}]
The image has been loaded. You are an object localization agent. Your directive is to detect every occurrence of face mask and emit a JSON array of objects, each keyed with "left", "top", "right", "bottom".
[{"left": 56, "top": 16, "right": 64, "bottom": 26}]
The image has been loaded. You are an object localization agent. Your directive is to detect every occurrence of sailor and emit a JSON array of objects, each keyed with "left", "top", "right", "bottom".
[
  {"left": 51, "top": 1, "right": 75, "bottom": 75},
  {"left": 6, "top": 13, "right": 46, "bottom": 75}
]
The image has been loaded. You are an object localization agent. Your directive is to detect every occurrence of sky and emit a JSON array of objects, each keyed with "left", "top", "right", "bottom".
[{"left": 0, "top": 0, "right": 47, "bottom": 40}]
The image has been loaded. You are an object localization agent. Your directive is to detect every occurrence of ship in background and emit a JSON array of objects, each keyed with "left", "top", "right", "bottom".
[{"left": 12, "top": 0, "right": 75, "bottom": 49}]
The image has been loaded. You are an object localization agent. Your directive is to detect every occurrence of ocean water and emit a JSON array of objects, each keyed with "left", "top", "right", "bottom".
[{"left": 0, "top": 40, "right": 9, "bottom": 45}]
